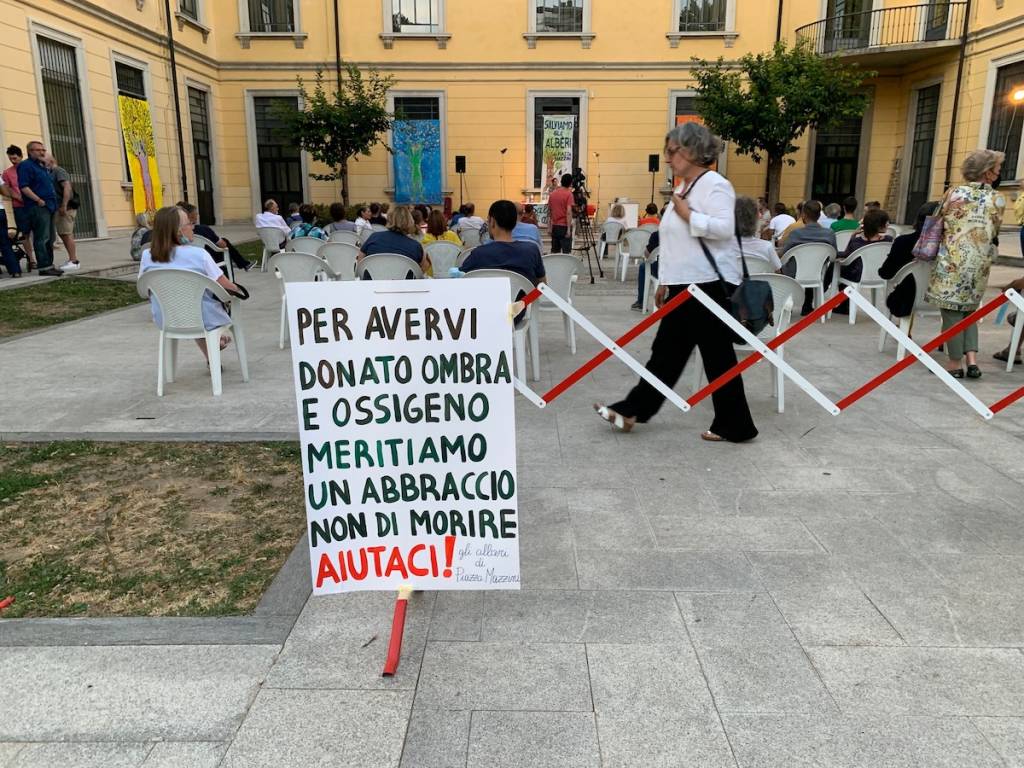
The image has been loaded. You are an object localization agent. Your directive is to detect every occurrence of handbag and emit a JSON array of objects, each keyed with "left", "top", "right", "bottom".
[
  {"left": 699, "top": 235, "right": 774, "bottom": 339},
  {"left": 912, "top": 188, "right": 951, "bottom": 262}
]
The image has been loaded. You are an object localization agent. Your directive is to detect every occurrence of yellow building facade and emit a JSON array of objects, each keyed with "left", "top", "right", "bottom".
[{"left": 1, "top": 0, "right": 1022, "bottom": 238}]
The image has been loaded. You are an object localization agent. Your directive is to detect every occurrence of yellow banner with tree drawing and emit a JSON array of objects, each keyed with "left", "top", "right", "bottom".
[{"left": 118, "top": 95, "right": 163, "bottom": 216}]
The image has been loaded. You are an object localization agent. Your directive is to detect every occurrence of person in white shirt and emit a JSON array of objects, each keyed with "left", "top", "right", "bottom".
[
  {"left": 254, "top": 199, "right": 290, "bottom": 246},
  {"left": 594, "top": 122, "right": 757, "bottom": 443},
  {"left": 732, "top": 196, "right": 782, "bottom": 272},
  {"left": 767, "top": 203, "right": 795, "bottom": 243},
  {"left": 354, "top": 205, "right": 374, "bottom": 237},
  {"left": 455, "top": 202, "right": 486, "bottom": 235}
]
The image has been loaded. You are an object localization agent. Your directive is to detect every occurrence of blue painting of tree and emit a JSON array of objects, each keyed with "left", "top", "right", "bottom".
[{"left": 393, "top": 119, "right": 441, "bottom": 204}]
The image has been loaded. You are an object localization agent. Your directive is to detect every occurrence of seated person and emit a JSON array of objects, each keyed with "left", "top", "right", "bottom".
[
  {"left": 286, "top": 202, "right": 302, "bottom": 227},
  {"left": 831, "top": 196, "right": 860, "bottom": 232},
  {"left": 633, "top": 230, "right": 660, "bottom": 311},
  {"left": 411, "top": 208, "right": 427, "bottom": 238},
  {"left": 354, "top": 205, "right": 373, "bottom": 237},
  {"left": 820, "top": 202, "right": 841, "bottom": 229},
  {"left": 879, "top": 201, "right": 938, "bottom": 319},
  {"left": 781, "top": 200, "right": 838, "bottom": 315},
  {"left": 776, "top": 201, "right": 805, "bottom": 247},
  {"left": 449, "top": 204, "right": 468, "bottom": 229},
  {"left": 520, "top": 204, "right": 538, "bottom": 226},
  {"left": 358, "top": 204, "right": 430, "bottom": 274},
  {"left": 254, "top": 199, "right": 291, "bottom": 245},
  {"left": 323, "top": 202, "right": 357, "bottom": 234},
  {"left": 138, "top": 206, "right": 242, "bottom": 363},
  {"left": 606, "top": 203, "right": 628, "bottom": 229},
  {"left": 288, "top": 204, "right": 327, "bottom": 241},
  {"left": 454, "top": 202, "right": 486, "bottom": 236},
  {"left": 511, "top": 202, "right": 544, "bottom": 255},
  {"left": 827, "top": 207, "right": 893, "bottom": 314},
  {"left": 368, "top": 202, "right": 388, "bottom": 226},
  {"left": 734, "top": 195, "right": 782, "bottom": 272},
  {"left": 460, "top": 200, "right": 546, "bottom": 288},
  {"left": 767, "top": 202, "right": 796, "bottom": 243},
  {"left": 423, "top": 210, "right": 462, "bottom": 246},
  {"left": 130, "top": 212, "right": 151, "bottom": 262},
  {"left": 637, "top": 203, "right": 660, "bottom": 227},
  {"left": 178, "top": 201, "right": 252, "bottom": 271}
]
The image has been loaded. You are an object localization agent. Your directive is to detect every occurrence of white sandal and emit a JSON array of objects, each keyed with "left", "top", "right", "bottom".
[{"left": 593, "top": 403, "right": 635, "bottom": 433}]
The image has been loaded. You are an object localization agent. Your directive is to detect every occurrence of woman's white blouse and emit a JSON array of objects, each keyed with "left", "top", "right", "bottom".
[{"left": 657, "top": 170, "right": 740, "bottom": 286}]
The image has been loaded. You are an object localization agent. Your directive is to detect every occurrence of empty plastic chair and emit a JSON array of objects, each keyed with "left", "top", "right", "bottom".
[
  {"left": 136, "top": 269, "right": 250, "bottom": 397},
  {"left": 464, "top": 269, "right": 540, "bottom": 381},
  {"left": 356, "top": 253, "right": 424, "bottom": 281},
  {"left": 641, "top": 246, "right": 660, "bottom": 314},
  {"left": 424, "top": 241, "right": 462, "bottom": 278},
  {"left": 257, "top": 226, "right": 285, "bottom": 272},
  {"left": 287, "top": 236, "right": 326, "bottom": 255},
  {"left": 328, "top": 230, "right": 360, "bottom": 246},
  {"left": 269, "top": 252, "right": 337, "bottom": 348},
  {"left": 539, "top": 253, "right": 580, "bottom": 354},
  {"left": 318, "top": 242, "right": 359, "bottom": 280}
]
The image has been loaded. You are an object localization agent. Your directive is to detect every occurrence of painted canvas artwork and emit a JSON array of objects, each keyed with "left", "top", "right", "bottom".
[
  {"left": 393, "top": 119, "right": 442, "bottom": 204},
  {"left": 118, "top": 95, "right": 163, "bottom": 215}
]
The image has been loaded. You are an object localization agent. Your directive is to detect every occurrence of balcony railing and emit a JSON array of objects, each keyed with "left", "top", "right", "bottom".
[{"left": 796, "top": 3, "right": 966, "bottom": 57}]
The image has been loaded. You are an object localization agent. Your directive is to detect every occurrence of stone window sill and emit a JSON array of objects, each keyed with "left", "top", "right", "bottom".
[
  {"left": 235, "top": 31, "right": 308, "bottom": 49},
  {"left": 523, "top": 32, "right": 595, "bottom": 49},
  {"left": 176, "top": 12, "right": 210, "bottom": 42},
  {"left": 667, "top": 31, "right": 737, "bottom": 48},
  {"left": 380, "top": 32, "right": 452, "bottom": 49}
]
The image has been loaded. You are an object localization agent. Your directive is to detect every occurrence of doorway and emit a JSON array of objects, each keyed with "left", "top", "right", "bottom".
[{"left": 188, "top": 86, "right": 216, "bottom": 225}]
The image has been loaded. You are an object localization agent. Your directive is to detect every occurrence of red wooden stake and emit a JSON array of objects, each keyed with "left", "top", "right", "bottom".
[{"left": 382, "top": 585, "right": 413, "bottom": 677}]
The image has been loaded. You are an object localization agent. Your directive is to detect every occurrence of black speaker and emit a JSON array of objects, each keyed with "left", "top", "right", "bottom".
[
  {"left": 648, "top": 154, "right": 660, "bottom": 173},
  {"left": 455, "top": 155, "right": 466, "bottom": 174}
]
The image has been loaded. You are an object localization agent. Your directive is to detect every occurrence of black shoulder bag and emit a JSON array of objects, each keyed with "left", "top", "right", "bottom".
[{"left": 698, "top": 233, "right": 774, "bottom": 339}]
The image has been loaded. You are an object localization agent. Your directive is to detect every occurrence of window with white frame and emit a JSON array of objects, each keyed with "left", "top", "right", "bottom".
[
  {"left": 179, "top": 0, "right": 199, "bottom": 21},
  {"left": 247, "top": 0, "right": 294, "bottom": 32},
  {"left": 535, "top": 0, "right": 583, "bottom": 33},
  {"left": 390, "top": 0, "right": 440, "bottom": 33},
  {"left": 986, "top": 61, "right": 1024, "bottom": 180},
  {"left": 678, "top": 0, "right": 726, "bottom": 32}
]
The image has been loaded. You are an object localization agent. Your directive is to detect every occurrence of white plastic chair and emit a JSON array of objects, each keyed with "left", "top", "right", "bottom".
[
  {"left": 269, "top": 252, "right": 337, "bottom": 349},
  {"left": 328, "top": 230, "right": 360, "bottom": 245},
  {"left": 191, "top": 235, "right": 235, "bottom": 282},
  {"left": 257, "top": 227, "right": 285, "bottom": 272},
  {"left": 1006, "top": 312, "right": 1024, "bottom": 373},
  {"left": 457, "top": 247, "right": 476, "bottom": 267},
  {"left": 743, "top": 255, "right": 775, "bottom": 275},
  {"left": 539, "top": 253, "right": 580, "bottom": 354},
  {"left": 618, "top": 228, "right": 652, "bottom": 282},
  {"left": 460, "top": 228, "right": 482, "bottom": 248},
  {"left": 318, "top": 242, "right": 359, "bottom": 281},
  {"left": 356, "top": 253, "right": 424, "bottom": 281},
  {"left": 639, "top": 223, "right": 659, "bottom": 233},
  {"left": 835, "top": 241, "right": 892, "bottom": 324},
  {"left": 834, "top": 229, "right": 854, "bottom": 253},
  {"left": 597, "top": 221, "right": 624, "bottom": 263},
  {"left": 370, "top": 223, "right": 389, "bottom": 233},
  {"left": 641, "top": 246, "right": 660, "bottom": 314},
  {"left": 464, "top": 269, "right": 540, "bottom": 381},
  {"left": 780, "top": 242, "right": 836, "bottom": 322},
  {"left": 877, "top": 260, "right": 938, "bottom": 361},
  {"left": 287, "top": 236, "right": 326, "bottom": 255},
  {"left": 424, "top": 241, "right": 462, "bottom": 278},
  {"left": 136, "top": 269, "right": 249, "bottom": 397},
  {"left": 684, "top": 274, "right": 803, "bottom": 413}
]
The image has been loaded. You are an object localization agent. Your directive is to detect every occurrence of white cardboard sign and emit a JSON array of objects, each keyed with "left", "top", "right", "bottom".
[{"left": 285, "top": 279, "right": 521, "bottom": 594}]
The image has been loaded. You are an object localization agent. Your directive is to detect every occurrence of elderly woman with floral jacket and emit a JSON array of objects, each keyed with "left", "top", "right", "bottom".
[{"left": 926, "top": 149, "right": 1005, "bottom": 379}]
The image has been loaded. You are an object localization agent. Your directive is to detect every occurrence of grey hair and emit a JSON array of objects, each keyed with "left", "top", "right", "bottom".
[
  {"left": 961, "top": 149, "right": 1004, "bottom": 182},
  {"left": 824, "top": 202, "right": 842, "bottom": 220},
  {"left": 734, "top": 195, "right": 760, "bottom": 238},
  {"left": 135, "top": 213, "right": 150, "bottom": 228},
  {"left": 665, "top": 122, "right": 724, "bottom": 168}
]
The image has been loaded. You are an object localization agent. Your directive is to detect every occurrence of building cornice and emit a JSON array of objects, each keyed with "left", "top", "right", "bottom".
[
  {"left": 213, "top": 59, "right": 738, "bottom": 71},
  {"left": 967, "top": 14, "right": 1024, "bottom": 45}
]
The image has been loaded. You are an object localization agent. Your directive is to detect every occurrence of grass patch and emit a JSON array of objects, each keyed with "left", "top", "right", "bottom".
[
  {"left": 234, "top": 239, "right": 264, "bottom": 265},
  {"left": 0, "top": 278, "right": 143, "bottom": 338},
  {"left": 0, "top": 441, "right": 304, "bottom": 618}
]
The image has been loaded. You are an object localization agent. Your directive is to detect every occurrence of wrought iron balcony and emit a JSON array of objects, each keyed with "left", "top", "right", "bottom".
[{"left": 796, "top": 3, "right": 966, "bottom": 66}]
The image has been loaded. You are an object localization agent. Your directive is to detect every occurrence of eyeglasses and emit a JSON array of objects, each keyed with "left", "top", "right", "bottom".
[{"left": 664, "top": 145, "right": 681, "bottom": 159}]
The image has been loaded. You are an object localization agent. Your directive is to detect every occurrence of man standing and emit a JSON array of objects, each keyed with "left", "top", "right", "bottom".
[
  {"left": 3, "top": 146, "right": 33, "bottom": 270},
  {"left": 17, "top": 141, "right": 61, "bottom": 276},
  {"left": 547, "top": 173, "right": 575, "bottom": 254},
  {"left": 45, "top": 153, "right": 79, "bottom": 271}
]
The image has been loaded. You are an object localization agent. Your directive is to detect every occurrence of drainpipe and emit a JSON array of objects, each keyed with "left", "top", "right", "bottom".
[
  {"left": 775, "top": 0, "right": 784, "bottom": 43},
  {"left": 164, "top": 0, "right": 189, "bottom": 203},
  {"left": 333, "top": 0, "right": 342, "bottom": 90},
  {"left": 943, "top": 0, "right": 973, "bottom": 191}
]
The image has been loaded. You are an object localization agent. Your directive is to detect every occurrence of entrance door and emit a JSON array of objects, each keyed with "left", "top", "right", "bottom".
[
  {"left": 188, "top": 87, "right": 215, "bottom": 224},
  {"left": 811, "top": 116, "right": 863, "bottom": 208},
  {"left": 37, "top": 36, "right": 97, "bottom": 238},
  {"left": 824, "top": 0, "right": 871, "bottom": 52},
  {"left": 253, "top": 96, "right": 303, "bottom": 211},
  {"left": 904, "top": 84, "right": 941, "bottom": 223}
]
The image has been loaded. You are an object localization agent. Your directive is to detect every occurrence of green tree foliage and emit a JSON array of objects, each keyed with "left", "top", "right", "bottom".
[
  {"left": 275, "top": 66, "right": 395, "bottom": 206},
  {"left": 692, "top": 40, "right": 874, "bottom": 206}
]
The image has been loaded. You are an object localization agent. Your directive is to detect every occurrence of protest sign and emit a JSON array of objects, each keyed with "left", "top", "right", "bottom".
[
  {"left": 285, "top": 279, "right": 521, "bottom": 594},
  {"left": 542, "top": 115, "right": 576, "bottom": 184}
]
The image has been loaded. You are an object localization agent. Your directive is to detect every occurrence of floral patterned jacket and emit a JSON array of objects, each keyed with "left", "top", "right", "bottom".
[{"left": 926, "top": 182, "right": 1004, "bottom": 312}]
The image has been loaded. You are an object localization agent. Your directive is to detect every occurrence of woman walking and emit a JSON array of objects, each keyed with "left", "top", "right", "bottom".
[
  {"left": 594, "top": 122, "right": 757, "bottom": 443},
  {"left": 926, "top": 149, "right": 1006, "bottom": 379}
]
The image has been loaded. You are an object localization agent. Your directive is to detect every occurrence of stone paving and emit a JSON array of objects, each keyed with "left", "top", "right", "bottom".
[{"left": 3, "top": 259, "right": 1024, "bottom": 766}]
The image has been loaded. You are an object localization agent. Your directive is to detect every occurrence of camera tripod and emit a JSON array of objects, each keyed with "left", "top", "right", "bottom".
[{"left": 572, "top": 205, "right": 603, "bottom": 283}]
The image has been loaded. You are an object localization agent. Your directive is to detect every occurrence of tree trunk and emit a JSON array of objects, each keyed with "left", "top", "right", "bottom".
[
  {"left": 766, "top": 155, "right": 784, "bottom": 209},
  {"left": 340, "top": 158, "right": 350, "bottom": 208}
]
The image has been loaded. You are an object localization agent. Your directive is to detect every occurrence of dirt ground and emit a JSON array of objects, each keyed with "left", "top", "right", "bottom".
[{"left": 0, "top": 441, "right": 305, "bottom": 618}]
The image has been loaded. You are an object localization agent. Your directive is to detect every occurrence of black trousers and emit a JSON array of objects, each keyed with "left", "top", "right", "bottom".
[
  {"left": 610, "top": 281, "right": 758, "bottom": 442},
  {"left": 550, "top": 225, "right": 572, "bottom": 254},
  {"left": 206, "top": 238, "right": 251, "bottom": 270}
]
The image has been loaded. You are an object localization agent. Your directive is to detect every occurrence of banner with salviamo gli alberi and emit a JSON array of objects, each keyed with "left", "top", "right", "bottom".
[{"left": 542, "top": 115, "right": 576, "bottom": 187}]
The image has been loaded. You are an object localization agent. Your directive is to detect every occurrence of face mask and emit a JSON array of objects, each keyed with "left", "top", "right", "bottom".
[
  {"left": 991, "top": 173, "right": 1003, "bottom": 188},
  {"left": 179, "top": 235, "right": 190, "bottom": 245}
]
